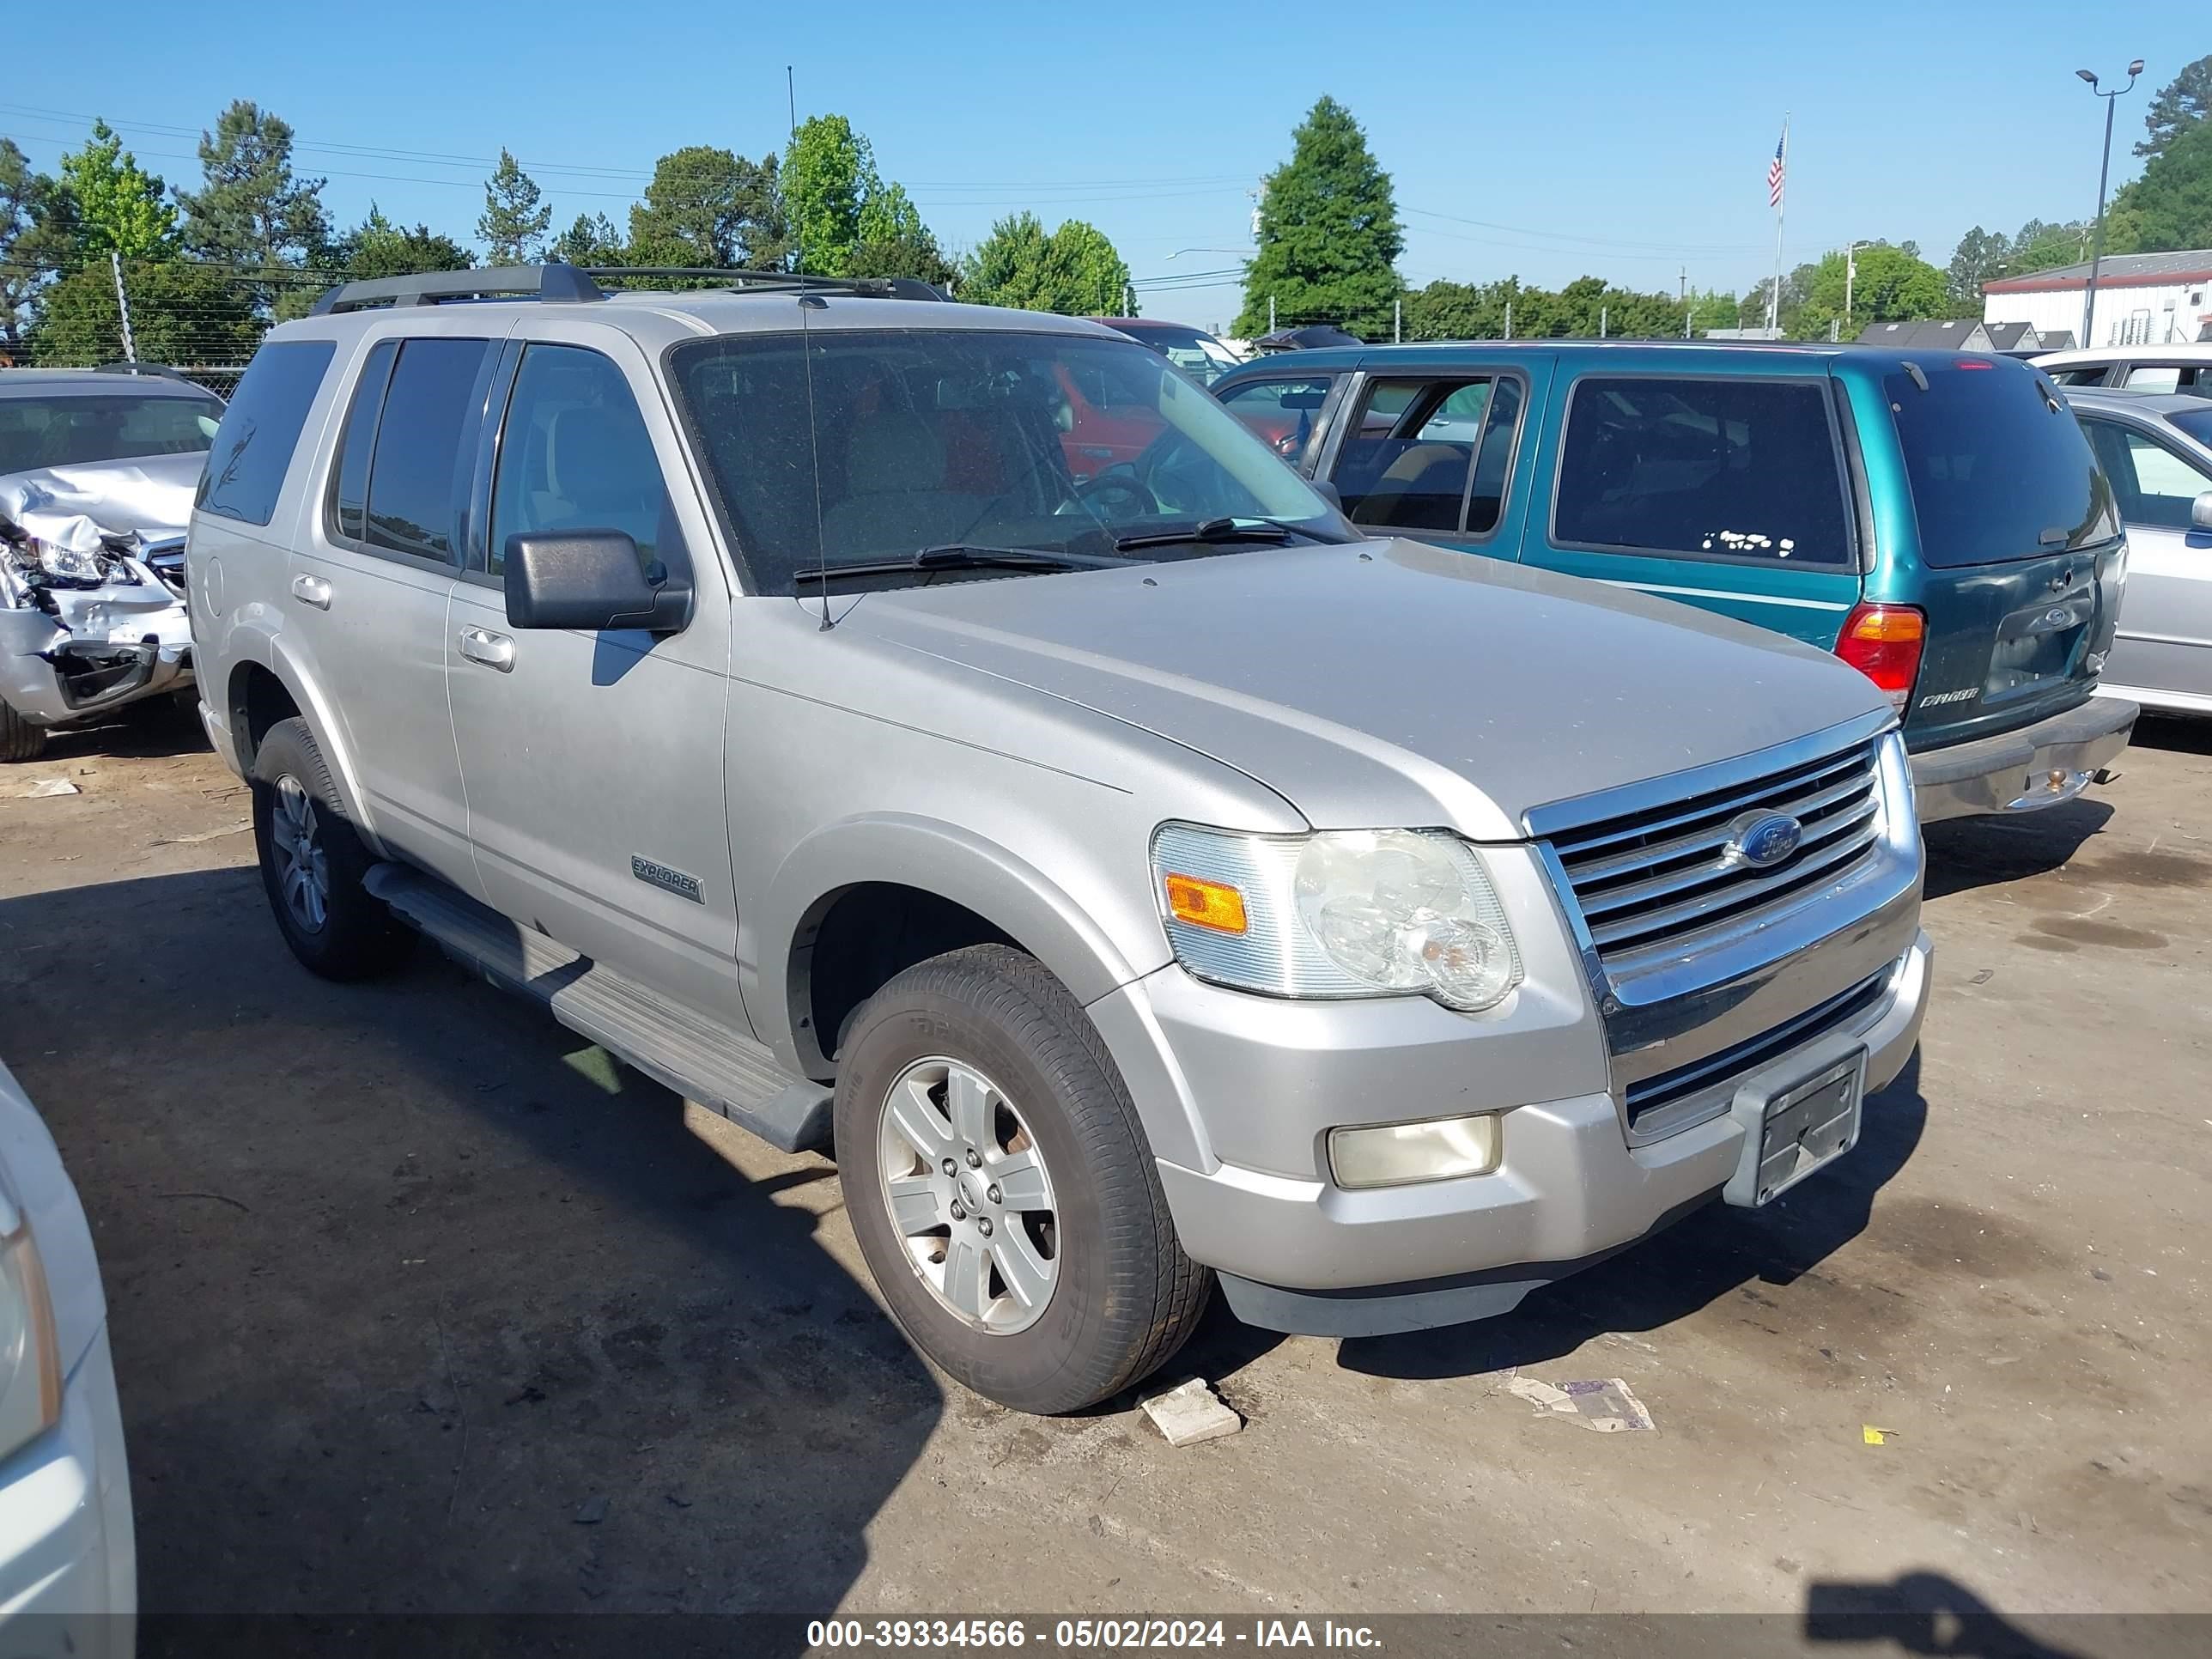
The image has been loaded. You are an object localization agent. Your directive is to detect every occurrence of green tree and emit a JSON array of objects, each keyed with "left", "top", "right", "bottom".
[
  {"left": 2008, "top": 218, "right": 2091, "bottom": 273},
  {"left": 550, "top": 212, "right": 626, "bottom": 268},
  {"left": 1236, "top": 96, "right": 1402, "bottom": 338},
  {"left": 1790, "top": 242, "right": 1948, "bottom": 339},
  {"left": 628, "top": 146, "right": 785, "bottom": 270},
  {"left": 2, "top": 140, "right": 78, "bottom": 351},
  {"left": 2102, "top": 119, "right": 2212, "bottom": 254},
  {"left": 176, "top": 101, "right": 331, "bottom": 276},
  {"left": 30, "top": 257, "right": 258, "bottom": 366},
  {"left": 2138, "top": 56, "right": 2212, "bottom": 160},
  {"left": 846, "top": 185, "right": 957, "bottom": 288},
  {"left": 783, "top": 114, "right": 872, "bottom": 274},
  {"left": 478, "top": 149, "right": 550, "bottom": 264},
  {"left": 1946, "top": 225, "right": 2010, "bottom": 308},
  {"left": 56, "top": 119, "right": 176, "bottom": 260},
  {"left": 959, "top": 212, "right": 1130, "bottom": 313},
  {"left": 342, "top": 205, "right": 472, "bottom": 279}
]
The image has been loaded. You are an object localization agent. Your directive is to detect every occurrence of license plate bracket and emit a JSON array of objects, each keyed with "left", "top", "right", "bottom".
[{"left": 1723, "top": 1048, "right": 1868, "bottom": 1208}]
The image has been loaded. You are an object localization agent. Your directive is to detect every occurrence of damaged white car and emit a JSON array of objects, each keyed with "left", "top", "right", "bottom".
[{"left": 0, "top": 368, "right": 223, "bottom": 762}]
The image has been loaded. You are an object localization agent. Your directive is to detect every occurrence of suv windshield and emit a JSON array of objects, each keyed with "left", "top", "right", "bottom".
[
  {"left": 1885, "top": 363, "right": 2117, "bottom": 567},
  {"left": 0, "top": 389, "right": 225, "bottom": 476},
  {"left": 670, "top": 328, "right": 1342, "bottom": 592}
]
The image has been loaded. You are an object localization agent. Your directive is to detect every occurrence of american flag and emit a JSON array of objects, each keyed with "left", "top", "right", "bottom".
[{"left": 1768, "top": 129, "right": 1787, "bottom": 210}]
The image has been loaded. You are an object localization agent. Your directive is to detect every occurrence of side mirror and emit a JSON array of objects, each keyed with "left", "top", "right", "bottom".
[
  {"left": 504, "top": 530, "right": 691, "bottom": 633},
  {"left": 2193, "top": 490, "right": 2212, "bottom": 532}
]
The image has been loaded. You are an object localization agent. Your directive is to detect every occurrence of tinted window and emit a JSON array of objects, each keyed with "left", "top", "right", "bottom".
[
  {"left": 197, "top": 343, "right": 334, "bottom": 526},
  {"left": 2080, "top": 418, "right": 2212, "bottom": 531},
  {"left": 328, "top": 340, "right": 397, "bottom": 544},
  {"left": 1887, "top": 363, "right": 2118, "bottom": 566},
  {"left": 0, "top": 391, "right": 224, "bottom": 475},
  {"left": 668, "top": 330, "right": 1340, "bottom": 594},
  {"left": 489, "top": 344, "right": 672, "bottom": 576},
  {"left": 1553, "top": 377, "right": 1851, "bottom": 564},
  {"left": 1334, "top": 376, "right": 1523, "bottom": 536},
  {"left": 2045, "top": 367, "right": 2112, "bottom": 386},
  {"left": 363, "top": 338, "right": 493, "bottom": 561},
  {"left": 2166, "top": 406, "right": 2212, "bottom": 448}
]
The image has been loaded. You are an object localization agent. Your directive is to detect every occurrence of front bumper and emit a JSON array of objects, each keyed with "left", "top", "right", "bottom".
[
  {"left": 1910, "top": 696, "right": 2136, "bottom": 822},
  {"left": 1127, "top": 932, "right": 1930, "bottom": 1338},
  {"left": 0, "top": 605, "right": 191, "bottom": 730},
  {"left": 0, "top": 1324, "right": 136, "bottom": 1654}
]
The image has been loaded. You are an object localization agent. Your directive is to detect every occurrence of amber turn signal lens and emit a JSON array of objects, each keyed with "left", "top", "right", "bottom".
[
  {"left": 1164, "top": 873, "right": 1249, "bottom": 934},
  {"left": 1836, "top": 602, "right": 1927, "bottom": 710}
]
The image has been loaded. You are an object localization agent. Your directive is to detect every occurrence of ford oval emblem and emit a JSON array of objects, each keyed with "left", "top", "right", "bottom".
[{"left": 1726, "top": 811, "right": 1803, "bottom": 870}]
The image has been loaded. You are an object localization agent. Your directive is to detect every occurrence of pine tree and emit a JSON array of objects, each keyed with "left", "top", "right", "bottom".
[
  {"left": 478, "top": 149, "right": 551, "bottom": 264},
  {"left": 1236, "top": 97, "right": 1402, "bottom": 340},
  {"left": 2138, "top": 56, "right": 2212, "bottom": 161},
  {"left": 176, "top": 102, "right": 329, "bottom": 271}
]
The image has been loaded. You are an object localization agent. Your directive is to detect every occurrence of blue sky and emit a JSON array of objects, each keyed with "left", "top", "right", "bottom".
[{"left": 1, "top": 0, "right": 2185, "bottom": 331}]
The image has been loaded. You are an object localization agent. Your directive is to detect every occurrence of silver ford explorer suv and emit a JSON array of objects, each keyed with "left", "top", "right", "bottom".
[{"left": 186, "top": 265, "right": 1931, "bottom": 1413}]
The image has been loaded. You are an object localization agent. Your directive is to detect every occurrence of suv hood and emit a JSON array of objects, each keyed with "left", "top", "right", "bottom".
[{"left": 849, "top": 538, "right": 1891, "bottom": 839}]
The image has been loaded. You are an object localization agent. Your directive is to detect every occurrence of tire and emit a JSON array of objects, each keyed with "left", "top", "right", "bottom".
[
  {"left": 251, "top": 717, "right": 411, "bottom": 981},
  {"left": 835, "top": 944, "right": 1211, "bottom": 1414},
  {"left": 0, "top": 700, "right": 47, "bottom": 763}
]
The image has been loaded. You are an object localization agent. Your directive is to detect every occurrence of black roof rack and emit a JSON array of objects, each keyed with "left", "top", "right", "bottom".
[
  {"left": 309, "top": 263, "right": 605, "bottom": 315},
  {"left": 308, "top": 262, "right": 950, "bottom": 316}
]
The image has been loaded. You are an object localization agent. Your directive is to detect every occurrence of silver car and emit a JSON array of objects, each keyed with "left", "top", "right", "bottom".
[
  {"left": 187, "top": 266, "right": 1930, "bottom": 1413},
  {"left": 0, "top": 368, "right": 223, "bottom": 761},
  {"left": 2068, "top": 389, "right": 2212, "bottom": 715}
]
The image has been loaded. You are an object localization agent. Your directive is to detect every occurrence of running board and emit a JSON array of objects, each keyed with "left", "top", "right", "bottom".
[{"left": 363, "top": 863, "right": 832, "bottom": 1153}]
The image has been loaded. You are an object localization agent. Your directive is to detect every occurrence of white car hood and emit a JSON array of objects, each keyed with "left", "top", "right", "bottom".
[{"left": 0, "top": 449, "right": 204, "bottom": 552}]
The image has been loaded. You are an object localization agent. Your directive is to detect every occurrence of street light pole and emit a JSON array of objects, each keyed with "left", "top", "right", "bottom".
[{"left": 2077, "top": 59, "right": 2144, "bottom": 349}]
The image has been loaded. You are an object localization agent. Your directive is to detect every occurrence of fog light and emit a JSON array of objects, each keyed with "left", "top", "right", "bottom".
[{"left": 1328, "top": 1114, "right": 1501, "bottom": 1189}]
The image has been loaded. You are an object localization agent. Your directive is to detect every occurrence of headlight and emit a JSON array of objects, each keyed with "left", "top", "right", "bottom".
[
  {"left": 0, "top": 1181, "right": 64, "bottom": 1463},
  {"left": 33, "top": 539, "right": 106, "bottom": 584},
  {"left": 1151, "top": 824, "right": 1523, "bottom": 1012}
]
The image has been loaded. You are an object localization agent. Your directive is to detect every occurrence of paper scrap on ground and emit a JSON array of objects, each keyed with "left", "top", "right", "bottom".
[
  {"left": 1139, "top": 1376, "right": 1243, "bottom": 1447},
  {"left": 24, "top": 778, "right": 79, "bottom": 799},
  {"left": 1863, "top": 1425, "right": 1894, "bottom": 1445},
  {"left": 1506, "top": 1375, "right": 1656, "bottom": 1432}
]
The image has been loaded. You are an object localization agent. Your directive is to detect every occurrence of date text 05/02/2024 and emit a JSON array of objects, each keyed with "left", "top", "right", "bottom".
[{"left": 805, "top": 1619, "right": 1384, "bottom": 1650}]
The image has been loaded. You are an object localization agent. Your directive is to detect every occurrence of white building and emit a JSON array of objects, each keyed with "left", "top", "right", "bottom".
[{"left": 1984, "top": 249, "right": 2212, "bottom": 348}]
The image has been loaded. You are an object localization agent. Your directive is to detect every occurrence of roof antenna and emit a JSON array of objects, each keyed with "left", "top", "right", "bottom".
[{"left": 785, "top": 66, "right": 834, "bottom": 630}]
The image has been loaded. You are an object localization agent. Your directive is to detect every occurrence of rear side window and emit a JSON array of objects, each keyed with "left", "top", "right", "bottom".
[
  {"left": 197, "top": 341, "right": 336, "bottom": 526},
  {"left": 329, "top": 340, "right": 397, "bottom": 544},
  {"left": 1333, "top": 376, "right": 1525, "bottom": 537},
  {"left": 1553, "top": 377, "right": 1852, "bottom": 565},
  {"left": 1886, "top": 363, "right": 2118, "bottom": 566},
  {"left": 361, "top": 338, "right": 494, "bottom": 562}
]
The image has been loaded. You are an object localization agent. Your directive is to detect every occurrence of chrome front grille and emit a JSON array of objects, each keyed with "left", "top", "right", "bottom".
[{"left": 1546, "top": 735, "right": 1886, "bottom": 969}]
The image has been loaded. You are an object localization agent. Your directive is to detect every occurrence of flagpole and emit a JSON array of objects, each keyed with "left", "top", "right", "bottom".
[{"left": 1768, "top": 112, "right": 1790, "bottom": 337}]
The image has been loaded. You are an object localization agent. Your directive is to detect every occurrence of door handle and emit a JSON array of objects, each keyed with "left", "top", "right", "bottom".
[
  {"left": 457, "top": 626, "right": 516, "bottom": 672},
  {"left": 290, "top": 574, "right": 332, "bottom": 610}
]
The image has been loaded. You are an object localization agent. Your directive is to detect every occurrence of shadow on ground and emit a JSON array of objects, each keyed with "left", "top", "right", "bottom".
[
  {"left": 0, "top": 868, "right": 939, "bottom": 1638},
  {"left": 1338, "top": 1052, "right": 1926, "bottom": 1382},
  {"left": 27, "top": 693, "right": 212, "bottom": 766}
]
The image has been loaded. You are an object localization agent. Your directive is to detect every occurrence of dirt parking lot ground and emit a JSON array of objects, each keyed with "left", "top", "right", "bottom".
[{"left": 0, "top": 708, "right": 2206, "bottom": 1651}]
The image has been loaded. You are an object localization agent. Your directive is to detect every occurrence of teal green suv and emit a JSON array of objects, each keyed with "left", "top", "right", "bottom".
[{"left": 1211, "top": 343, "right": 2136, "bottom": 820}]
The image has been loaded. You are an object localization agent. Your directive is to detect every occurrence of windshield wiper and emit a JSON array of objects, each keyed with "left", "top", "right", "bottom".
[
  {"left": 1112, "top": 517, "right": 1299, "bottom": 552},
  {"left": 794, "top": 544, "right": 1128, "bottom": 585}
]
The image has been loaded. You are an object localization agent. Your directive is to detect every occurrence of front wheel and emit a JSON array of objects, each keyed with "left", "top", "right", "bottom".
[
  {"left": 251, "top": 717, "right": 412, "bottom": 980},
  {"left": 835, "top": 945, "right": 1210, "bottom": 1413},
  {"left": 0, "top": 700, "right": 47, "bottom": 763}
]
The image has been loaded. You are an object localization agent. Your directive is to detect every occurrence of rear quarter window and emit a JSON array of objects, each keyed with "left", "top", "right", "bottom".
[
  {"left": 1553, "top": 376, "right": 1853, "bottom": 564},
  {"left": 197, "top": 340, "right": 337, "bottom": 527},
  {"left": 1887, "top": 362, "right": 2118, "bottom": 566}
]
